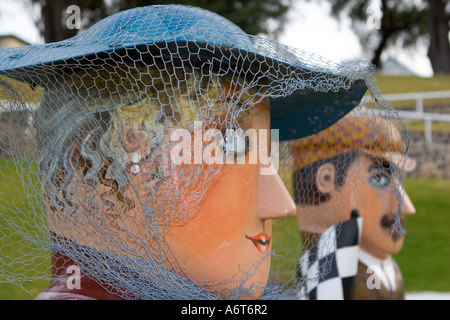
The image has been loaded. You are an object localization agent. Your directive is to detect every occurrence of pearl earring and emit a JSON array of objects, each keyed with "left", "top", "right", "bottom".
[{"left": 130, "top": 152, "right": 142, "bottom": 174}]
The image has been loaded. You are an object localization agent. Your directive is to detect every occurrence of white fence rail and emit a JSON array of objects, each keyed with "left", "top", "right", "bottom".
[
  {"left": 384, "top": 90, "right": 450, "bottom": 113},
  {"left": 384, "top": 90, "right": 450, "bottom": 146}
]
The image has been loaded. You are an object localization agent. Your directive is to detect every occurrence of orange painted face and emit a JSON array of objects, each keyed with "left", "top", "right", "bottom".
[
  {"left": 297, "top": 154, "right": 415, "bottom": 260},
  {"left": 293, "top": 113, "right": 416, "bottom": 260},
  {"left": 349, "top": 155, "right": 416, "bottom": 259},
  {"left": 44, "top": 72, "right": 297, "bottom": 299},
  {"left": 129, "top": 97, "right": 296, "bottom": 299}
]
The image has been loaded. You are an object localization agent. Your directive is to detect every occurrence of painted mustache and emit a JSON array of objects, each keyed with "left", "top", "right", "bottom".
[
  {"left": 245, "top": 232, "right": 271, "bottom": 254},
  {"left": 381, "top": 214, "right": 405, "bottom": 241}
]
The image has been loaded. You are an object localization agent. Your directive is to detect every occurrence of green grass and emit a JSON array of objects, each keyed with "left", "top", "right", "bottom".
[
  {"left": 395, "top": 178, "right": 450, "bottom": 293},
  {"left": 376, "top": 74, "right": 450, "bottom": 94},
  {"left": 271, "top": 216, "right": 301, "bottom": 286},
  {"left": 406, "top": 120, "right": 450, "bottom": 133},
  {"left": 375, "top": 74, "right": 450, "bottom": 109},
  {"left": 0, "top": 158, "right": 50, "bottom": 300}
]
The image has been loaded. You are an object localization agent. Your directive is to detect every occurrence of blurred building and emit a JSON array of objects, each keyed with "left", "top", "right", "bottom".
[
  {"left": 0, "top": 34, "right": 29, "bottom": 48},
  {"left": 0, "top": 33, "right": 36, "bottom": 157},
  {"left": 380, "top": 57, "right": 416, "bottom": 76}
]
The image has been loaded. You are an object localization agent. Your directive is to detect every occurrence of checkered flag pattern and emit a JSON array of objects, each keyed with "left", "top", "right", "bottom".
[{"left": 298, "top": 216, "right": 363, "bottom": 300}]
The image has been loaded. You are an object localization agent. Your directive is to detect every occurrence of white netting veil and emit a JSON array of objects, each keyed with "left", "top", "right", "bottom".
[{"left": 0, "top": 4, "right": 410, "bottom": 300}]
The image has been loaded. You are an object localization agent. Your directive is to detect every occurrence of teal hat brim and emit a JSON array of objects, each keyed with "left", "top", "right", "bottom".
[{"left": 270, "top": 79, "right": 367, "bottom": 140}]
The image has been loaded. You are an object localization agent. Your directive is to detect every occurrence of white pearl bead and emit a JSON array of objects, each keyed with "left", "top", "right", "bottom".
[
  {"left": 130, "top": 164, "right": 140, "bottom": 174},
  {"left": 131, "top": 152, "right": 142, "bottom": 164}
]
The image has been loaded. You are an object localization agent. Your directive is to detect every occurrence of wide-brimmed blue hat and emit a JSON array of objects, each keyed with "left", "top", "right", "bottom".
[{"left": 0, "top": 4, "right": 368, "bottom": 141}]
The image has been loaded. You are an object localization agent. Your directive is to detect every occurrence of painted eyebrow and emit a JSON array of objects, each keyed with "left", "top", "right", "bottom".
[{"left": 368, "top": 158, "right": 397, "bottom": 175}]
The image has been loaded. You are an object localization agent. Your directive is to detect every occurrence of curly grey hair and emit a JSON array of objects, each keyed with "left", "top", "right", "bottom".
[{"left": 36, "top": 61, "right": 259, "bottom": 219}]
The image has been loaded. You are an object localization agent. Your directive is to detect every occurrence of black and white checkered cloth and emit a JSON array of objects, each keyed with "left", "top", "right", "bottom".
[{"left": 297, "top": 214, "right": 363, "bottom": 300}]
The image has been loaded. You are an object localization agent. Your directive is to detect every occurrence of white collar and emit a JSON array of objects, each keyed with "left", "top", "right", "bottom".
[{"left": 359, "top": 249, "right": 397, "bottom": 292}]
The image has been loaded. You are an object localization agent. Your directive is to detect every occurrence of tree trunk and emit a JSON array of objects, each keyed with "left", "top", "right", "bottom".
[
  {"left": 371, "top": 0, "right": 395, "bottom": 70},
  {"left": 427, "top": 0, "right": 450, "bottom": 74},
  {"left": 371, "top": 31, "right": 387, "bottom": 68}
]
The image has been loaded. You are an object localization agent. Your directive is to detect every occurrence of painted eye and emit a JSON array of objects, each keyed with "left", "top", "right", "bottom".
[
  {"left": 369, "top": 172, "right": 390, "bottom": 189},
  {"left": 220, "top": 129, "right": 250, "bottom": 157}
]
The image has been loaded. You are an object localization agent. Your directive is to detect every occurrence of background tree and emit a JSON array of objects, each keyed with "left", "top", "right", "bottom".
[
  {"left": 29, "top": 0, "right": 292, "bottom": 43},
  {"left": 427, "top": 0, "right": 450, "bottom": 74},
  {"left": 324, "top": 0, "right": 449, "bottom": 74}
]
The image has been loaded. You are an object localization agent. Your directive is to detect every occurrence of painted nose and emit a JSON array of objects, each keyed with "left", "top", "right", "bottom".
[
  {"left": 257, "top": 157, "right": 296, "bottom": 220},
  {"left": 401, "top": 191, "right": 416, "bottom": 216},
  {"left": 394, "top": 178, "right": 416, "bottom": 216}
]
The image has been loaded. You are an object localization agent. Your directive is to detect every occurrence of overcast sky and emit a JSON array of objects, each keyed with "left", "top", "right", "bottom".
[
  {"left": 0, "top": 0, "right": 433, "bottom": 76},
  {"left": 0, "top": 0, "right": 40, "bottom": 43},
  {"left": 278, "top": 1, "right": 433, "bottom": 77}
]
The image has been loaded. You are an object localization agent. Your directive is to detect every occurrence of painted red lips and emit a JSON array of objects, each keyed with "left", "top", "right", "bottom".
[{"left": 245, "top": 232, "right": 271, "bottom": 254}]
